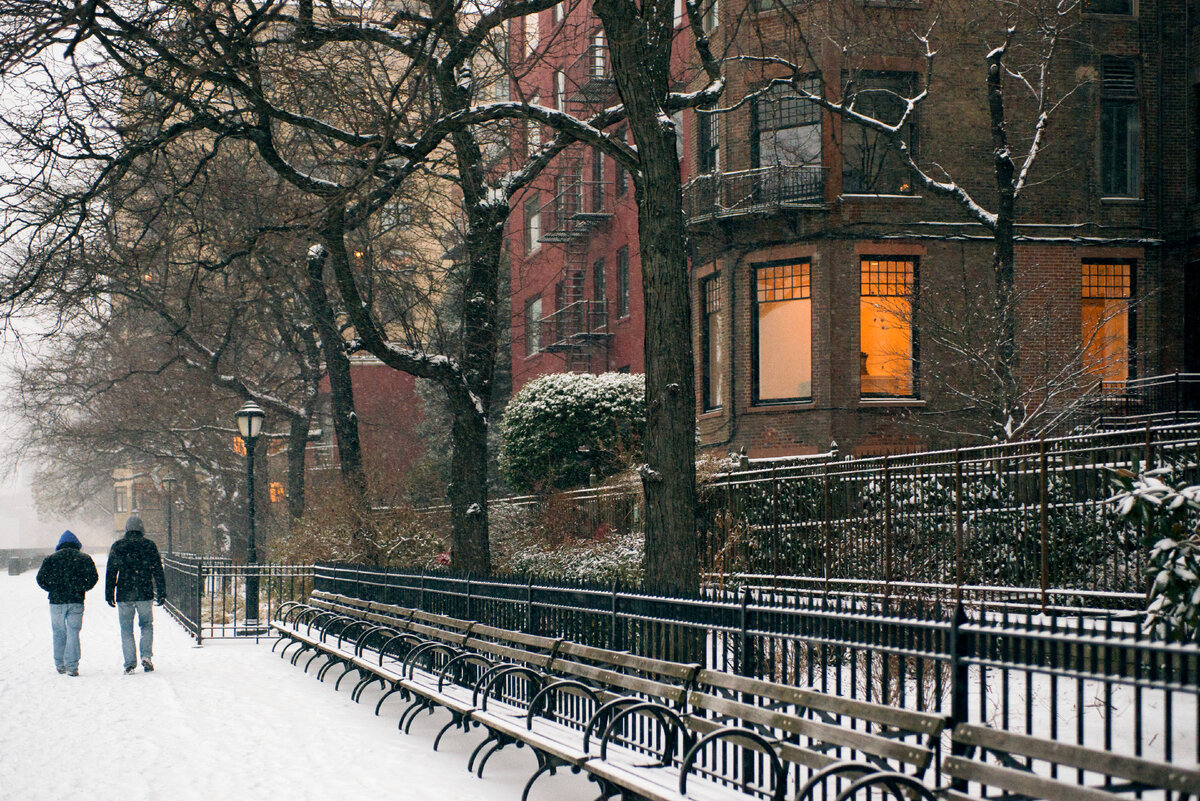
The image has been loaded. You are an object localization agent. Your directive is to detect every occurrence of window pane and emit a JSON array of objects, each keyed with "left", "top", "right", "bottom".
[
  {"left": 842, "top": 73, "right": 916, "bottom": 194},
  {"left": 1101, "top": 101, "right": 1139, "bottom": 196},
  {"left": 525, "top": 296, "right": 542, "bottom": 354},
  {"left": 1082, "top": 262, "right": 1132, "bottom": 382},
  {"left": 754, "top": 81, "right": 821, "bottom": 169},
  {"left": 1084, "top": 0, "right": 1133, "bottom": 13},
  {"left": 703, "top": 276, "right": 724, "bottom": 409},
  {"left": 617, "top": 247, "right": 630, "bottom": 317},
  {"left": 860, "top": 258, "right": 915, "bottom": 397},
  {"left": 755, "top": 262, "right": 812, "bottom": 402}
]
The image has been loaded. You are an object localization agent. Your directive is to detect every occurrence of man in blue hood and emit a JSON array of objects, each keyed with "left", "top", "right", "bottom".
[{"left": 36, "top": 530, "right": 99, "bottom": 676}]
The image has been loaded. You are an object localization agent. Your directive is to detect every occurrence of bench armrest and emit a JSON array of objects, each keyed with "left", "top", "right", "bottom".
[
  {"left": 474, "top": 664, "right": 547, "bottom": 711},
  {"left": 437, "top": 652, "right": 495, "bottom": 692},
  {"left": 599, "top": 702, "right": 691, "bottom": 767},
  {"left": 680, "top": 727, "right": 785, "bottom": 801}
]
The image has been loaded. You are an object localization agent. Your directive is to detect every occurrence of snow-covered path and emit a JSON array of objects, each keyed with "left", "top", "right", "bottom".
[{"left": 0, "top": 557, "right": 592, "bottom": 801}]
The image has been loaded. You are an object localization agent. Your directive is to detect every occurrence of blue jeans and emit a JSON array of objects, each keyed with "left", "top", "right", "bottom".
[
  {"left": 117, "top": 600, "right": 154, "bottom": 668},
  {"left": 49, "top": 603, "right": 84, "bottom": 672}
]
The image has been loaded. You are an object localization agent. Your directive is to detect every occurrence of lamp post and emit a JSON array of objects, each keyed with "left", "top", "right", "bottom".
[
  {"left": 161, "top": 476, "right": 176, "bottom": 555},
  {"left": 235, "top": 401, "right": 265, "bottom": 623}
]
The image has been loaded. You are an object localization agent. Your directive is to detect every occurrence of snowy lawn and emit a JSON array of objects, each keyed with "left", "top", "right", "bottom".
[{"left": 0, "top": 557, "right": 593, "bottom": 801}]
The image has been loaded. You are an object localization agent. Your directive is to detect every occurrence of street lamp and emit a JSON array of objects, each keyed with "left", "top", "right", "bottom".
[
  {"left": 161, "top": 476, "right": 176, "bottom": 555},
  {"left": 235, "top": 400, "right": 265, "bottom": 623}
]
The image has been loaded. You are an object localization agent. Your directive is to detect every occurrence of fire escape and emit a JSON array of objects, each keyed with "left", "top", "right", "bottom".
[{"left": 536, "top": 32, "right": 616, "bottom": 373}]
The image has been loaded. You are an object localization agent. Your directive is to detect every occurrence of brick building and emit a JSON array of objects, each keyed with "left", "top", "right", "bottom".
[{"left": 509, "top": 0, "right": 1198, "bottom": 456}]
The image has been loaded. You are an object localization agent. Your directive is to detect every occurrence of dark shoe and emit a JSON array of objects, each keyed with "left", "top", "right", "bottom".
[
  {"left": 66, "top": 668, "right": 78, "bottom": 677},
  {"left": 124, "top": 665, "right": 137, "bottom": 675},
  {"left": 56, "top": 666, "right": 66, "bottom": 674},
  {"left": 142, "top": 658, "right": 154, "bottom": 672}
]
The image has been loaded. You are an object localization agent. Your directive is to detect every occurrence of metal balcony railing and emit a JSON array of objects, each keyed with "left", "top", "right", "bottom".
[
  {"left": 542, "top": 299, "right": 610, "bottom": 352},
  {"left": 539, "top": 178, "right": 611, "bottom": 244},
  {"left": 567, "top": 42, "right": 614, "bottom": 104},
  {"left": 683, "top": 165, "right": 827, "bottom": 222}
]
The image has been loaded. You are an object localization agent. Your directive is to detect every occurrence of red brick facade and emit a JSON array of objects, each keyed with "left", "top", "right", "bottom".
[{"left": 509, "top": 0, "right": 1198, "bottom": 456}]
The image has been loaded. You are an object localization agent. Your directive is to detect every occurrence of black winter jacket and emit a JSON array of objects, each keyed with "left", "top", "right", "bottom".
[
  {"left": 105, "top": 532, "right": 166, "bottom": 603},
  {"left": 36, "top": 544, "right": 99, "bottom": 605}
]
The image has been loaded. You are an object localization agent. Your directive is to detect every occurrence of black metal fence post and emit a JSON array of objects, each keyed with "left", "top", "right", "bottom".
[
  {"left": 950, "top": 602, "right": 970, "bottom": 790},
  {"left": 610, "top": 581, "right": 619, "bottom": 650},
  {"left": 739, "top": 587, "right": 752, "bottom": 676},
  {"left": 1039, "top": 436, "right": 1050, "bottom": 611},
  {"left": 195, "top": 559, "right": 204, "bottom": 644}
]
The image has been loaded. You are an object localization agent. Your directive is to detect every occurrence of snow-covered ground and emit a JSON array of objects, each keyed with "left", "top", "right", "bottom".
[{"left": 0, "top": 556, "right": 593, "bottom": 801}]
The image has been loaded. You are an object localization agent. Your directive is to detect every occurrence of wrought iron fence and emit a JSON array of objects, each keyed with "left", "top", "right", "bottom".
[
  {"left": 1096, "top": 372, "right": 1200, "bottom": 426},
  {"left": 315, "top": 563, "right": 1199, "bottom": 768},
  {"left": 163, "top": 555, "right": 313, "bottom": 642},
  {"left": 401, "top": 422, "right": 1200, "bottom": 607}
]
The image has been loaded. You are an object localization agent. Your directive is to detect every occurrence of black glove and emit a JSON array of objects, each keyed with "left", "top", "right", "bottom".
[{"left": 107, "top": 600, "right": 115, "bottom": 608}]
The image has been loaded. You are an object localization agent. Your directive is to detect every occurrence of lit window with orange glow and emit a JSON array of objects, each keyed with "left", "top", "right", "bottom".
[
  {"left": 233, "top": 436, "right": 246, "bottom": 456},
  {"left": 753, "top": 261, "right": 812, "bottom": 403},
  {"left": 269, "top": 482, "right": 285, "bottom": 503},
  {"left": 860, "top": 257, "right": 916, "bottom": 397},
  {"left": 1082, "top": 261, "right": 1133, "bottom": 383}
]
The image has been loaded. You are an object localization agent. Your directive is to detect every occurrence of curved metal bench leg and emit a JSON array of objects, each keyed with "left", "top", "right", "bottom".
[
  {"left": 432, "top": 712, "right": 466, "bottom": 751},
  {"left": 352, "top": 675, "right": 383, "bottom": 703},
  {"left": 467, "top": 730, "right": 499, "bottom": 773},
  {"left": 375, "top": 685, "right": 404, "bottom": 716},
  {"left": 398, "top": 697, "right": 429, "bottom": 733},
  {"left": 303, "top": 650, "right": 324, "bottom": 673},
  {"left": 271, "top": 635, "right": 291, "bottom": 653},
  {"left": 586, "top": 773, "right": 620, "bottom": 801},
  {"left": 317, "top": 656, "right": 341, "bottom": 682},
  {"left": 279, "top": 639, "right": 301, "bottom": 659},
  {"left": 403, "top": 700, "right": 435, "bottom": 734},
  {"left": 334, "top": 664, "right": 358, "bottom": 691},
  {"left": 521, "top": 753, "right": 565, "bottom": 801},
  {"left": 476, "top": 734, "right": 516, "bottom": 778},
  {"left": 290, "top": 643, "right": 313, "bottom": 666}
]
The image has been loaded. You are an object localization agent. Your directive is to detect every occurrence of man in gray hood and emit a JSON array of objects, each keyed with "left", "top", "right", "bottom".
[{"left": 105, "top": 513, "right": 166, "bottom": 674}]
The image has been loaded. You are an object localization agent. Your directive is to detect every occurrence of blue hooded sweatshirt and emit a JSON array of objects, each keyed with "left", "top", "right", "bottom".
[{"left": 37, "top": 531, "right": 98, "bottom": 604}]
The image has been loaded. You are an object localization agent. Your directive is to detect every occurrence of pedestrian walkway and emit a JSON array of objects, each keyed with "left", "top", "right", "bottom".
[{"left": 0, "top": 557, "right": 591, "bottom": 801}]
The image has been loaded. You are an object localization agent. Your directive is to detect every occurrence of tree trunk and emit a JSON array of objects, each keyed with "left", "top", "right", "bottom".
[
  {"left": 306, "top": 245, "right": 367, "bottom": 496},
  {"left": 596, "top": 0, "right": 699, "bottom": 594},
  {"left": 987, "top": 49, "right": 1020, "bottom": 440},
  {"left": 285, "top": 412, "right": 310, "bottom": 523}
]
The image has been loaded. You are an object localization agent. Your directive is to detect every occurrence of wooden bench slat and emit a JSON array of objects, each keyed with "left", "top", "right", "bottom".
[
  {"left": 688, "top": 692, "right": 932, "bottom": 768},
  {"left": 945, "top": 757, "right": 1127, "bottom": 801},
  {"left": 556, "top": 641, "right": 699, "bottom": 681},
  {"left": 553, "top": 659, "right": 688, "bottom": 704},
  {"left": 694, "top": 669, "right": 947, "bottom": 736},
  {"left": 952, "top": 724, "right": 1200, "bottom": 795}
]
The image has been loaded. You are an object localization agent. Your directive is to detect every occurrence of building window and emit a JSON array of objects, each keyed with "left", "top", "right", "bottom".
[
  {"left": 1100, "top": 57, "right": 1140, "bottom": 197},
  {"left": 524, "top": 195, "right": 541, "bottom": 255},
  {"left": 269, "top": 482, "right": 285, "bottom": 503},
  {"left": 700, "top": 0, "right": 718, "bottom": 31},
  {"left": 590, "top": 148, "right": 605, "bottom": 211},
  {"left": 553, "top": 70, "right": 566, "bottom": 110},
  {"left": 1084, "top": 0, "right": 1133, "bottom": 13},
  {"left": 753, "top": 261, "right": 812, "bottom": 403},
  {"left": 842, "top": 72, "right": 916, "bottom": 194},
  {"left": 614, "top": 127, "right": 629, "bottom": 195},
  {"left": 701, "top": 274, "right": 725, "bottom": 410},
  {"left": 526, "top": 93, "right": 541, "bottom": 156},
  {"left": 697, "top": 109, "right": 719, "bottom": 174},
  {"left": 115, "top": 487, "right": 128, "bottom": 513},
  {"left": 524, "top": 13, "right": 539, "bottom": 55},
  {"left": 525, "top": 296, "right": 543, "bottom": 355},
  {"left": 592, "top": 257, "right": 606, "bottom": 308},
  {"left": 551, "top": 2, "right": 564, "bottom": 26},
  {"left": 1082, "top": 261, "right": 1134, "bottom": 383},
  {"left": 616, "top": 246, "right": 630, "bottom": 318},
  {"left": 752, "top": 79, "right": 822, "bottom": 170},
  {"left": 860, "top": 257, "right": 916, "bottom": 397}
]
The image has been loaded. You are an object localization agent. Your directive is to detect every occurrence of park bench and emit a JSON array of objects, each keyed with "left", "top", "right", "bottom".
[
  {"left": 580, "top": 667, "right": 949, "bottom": 801},
  {"left": 829, "top": 723, "right": 1200, "bottom": 801}
]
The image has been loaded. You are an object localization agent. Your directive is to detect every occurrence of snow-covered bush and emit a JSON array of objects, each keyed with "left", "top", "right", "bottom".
[
  {"left": 495, "top": 526, "right": 644, "bottom": 584},
  {"left": 1109, "top": 467, "right": 1200, "bottom": 642},
  {"left": 499, "top": 372, "right": 645, "bottom": 492}
]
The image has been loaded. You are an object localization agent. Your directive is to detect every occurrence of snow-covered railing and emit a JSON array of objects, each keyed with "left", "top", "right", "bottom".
[{"left": 683, "top": 164, "right": 827, "bottom": 222}]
